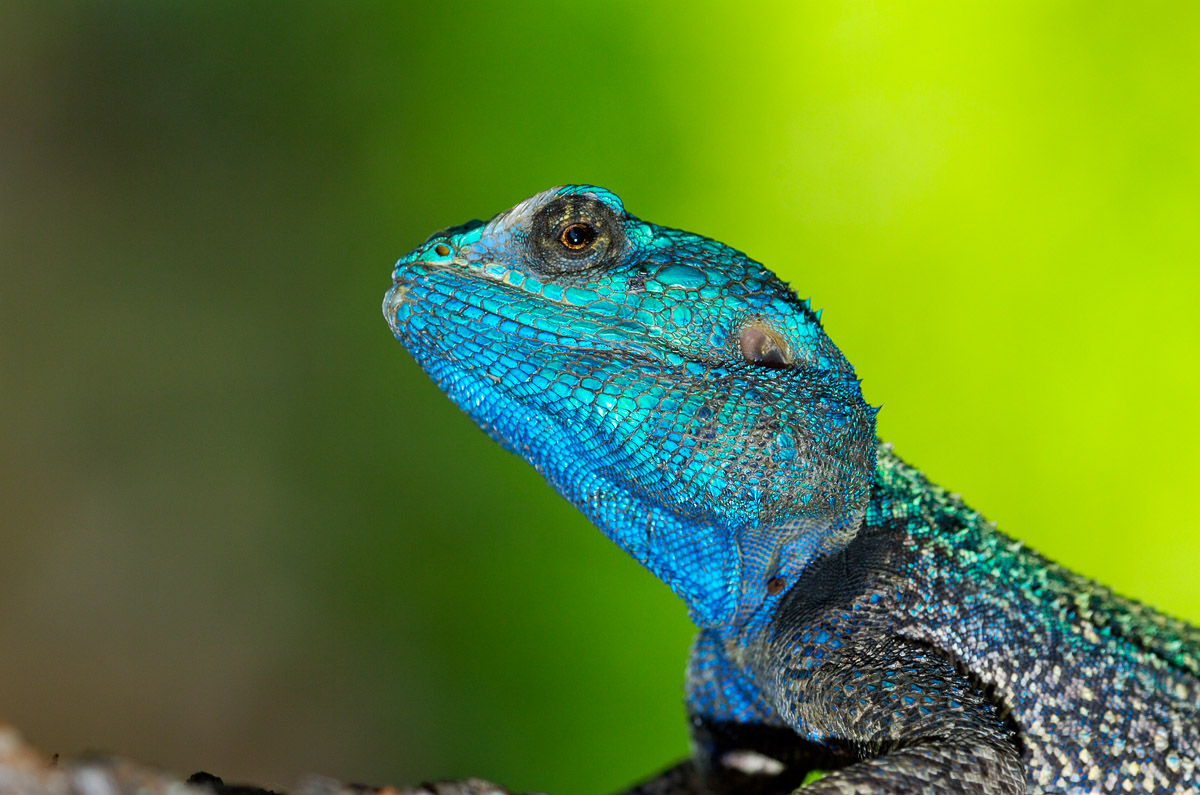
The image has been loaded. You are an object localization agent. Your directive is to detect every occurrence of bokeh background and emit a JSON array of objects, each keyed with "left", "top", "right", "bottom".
[{"left": 2, "top": 2, "right": 1198, "bottom": 793}]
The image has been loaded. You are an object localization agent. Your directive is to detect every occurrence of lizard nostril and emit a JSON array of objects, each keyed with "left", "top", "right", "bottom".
[{"left": 434, "top": 243, "right": 451, "bottom": 257}]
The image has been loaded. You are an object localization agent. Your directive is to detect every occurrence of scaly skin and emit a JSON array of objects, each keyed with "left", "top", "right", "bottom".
[{"left": 382, "top": 186, "right": 1200, "bottom": 794}]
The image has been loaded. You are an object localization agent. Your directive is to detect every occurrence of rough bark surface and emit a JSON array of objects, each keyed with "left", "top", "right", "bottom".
[{"left": 0, "top": 724, "right": 527, "bottom": 795}]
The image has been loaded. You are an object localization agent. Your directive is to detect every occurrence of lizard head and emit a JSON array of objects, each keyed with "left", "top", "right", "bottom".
[{"left": 384, "top": 186, "right": 877, "bottom": 630}]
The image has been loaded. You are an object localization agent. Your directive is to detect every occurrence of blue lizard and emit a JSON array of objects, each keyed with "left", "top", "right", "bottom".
[{"left": 383, "top": 186, "right": 1200, "bottom": 794}]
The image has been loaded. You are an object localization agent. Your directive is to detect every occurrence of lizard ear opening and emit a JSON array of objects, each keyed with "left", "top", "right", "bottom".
[{"left": 739, "top": 324, "right": 793, "bottom": 369}]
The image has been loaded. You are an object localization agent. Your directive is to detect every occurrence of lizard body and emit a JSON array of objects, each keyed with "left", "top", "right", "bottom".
[{"left": 382, "top": 186, "right": 1200, "bottom": 794}]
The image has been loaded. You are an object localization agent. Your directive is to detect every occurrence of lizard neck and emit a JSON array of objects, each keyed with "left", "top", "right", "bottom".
[
  {"left": 425, "top": 355, "right": 875, "bottom": 630},
  {"left": 405, "top": 329, "right": 878, "bottom": 630},
  {"left": 533, "top": 413, "right": 876, "bottom": 632}
]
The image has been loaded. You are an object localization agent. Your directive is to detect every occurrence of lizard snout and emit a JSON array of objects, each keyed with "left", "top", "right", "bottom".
[{"left": 382, "top": 281, "right": 411, "bottom": 337}]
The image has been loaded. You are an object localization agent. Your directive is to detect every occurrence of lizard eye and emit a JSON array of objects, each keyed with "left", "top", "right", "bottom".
[
  {"left": 739, "top": 325, "right": 792, "bottom": 369},
  {"left": 560, "top": 222, "right": 597, "bottom": 251},
  {"left": 529, "top": 193, "right": 625, "bottom": 274}
]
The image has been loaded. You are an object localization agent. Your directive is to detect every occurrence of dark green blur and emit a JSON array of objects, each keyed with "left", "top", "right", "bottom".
[{"left": 0, "top": 3, "right": 1197, "bottom": 793}]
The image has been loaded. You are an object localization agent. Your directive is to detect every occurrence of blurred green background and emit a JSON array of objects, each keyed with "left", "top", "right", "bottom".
[{"left": 1, "top": 2, "right": 1198, "bottom": 793}]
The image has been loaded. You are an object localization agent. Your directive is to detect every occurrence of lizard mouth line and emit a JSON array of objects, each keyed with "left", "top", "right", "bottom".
[{"left": 385, "top": 261, "right": 698, "bottom": 366}]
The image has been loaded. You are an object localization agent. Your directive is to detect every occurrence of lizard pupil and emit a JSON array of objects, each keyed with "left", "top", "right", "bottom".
[{"left": 560, "top": 222, "right": 597, "bottom": 251}]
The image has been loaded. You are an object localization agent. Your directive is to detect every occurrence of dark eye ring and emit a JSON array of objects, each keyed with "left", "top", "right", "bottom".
[{"left": 560, "top": 222, "right": 597, "bottom": 251}]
